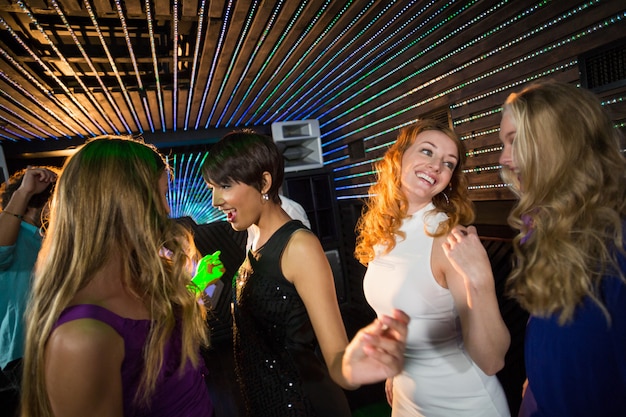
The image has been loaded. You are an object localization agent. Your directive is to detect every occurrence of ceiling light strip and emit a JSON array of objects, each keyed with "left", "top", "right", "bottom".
[
  {"left": 246, "top": 0, "right": 334, "bottom": 125},
  {"left": 0, "top": 127, "right": 28, "bottom": 141},
  {"left": 19, "top": 0, "right": 120, "bottom": 132},
  {"left": 335, "top": 182, "right": 373, "bottom": 191},
  {"left": 316, "top": 0, "right": 522, "bottom": 130},
  {"left": 206, "top": 0, "right": 262, "bottom": 126},
  {"left": 322, "top": 1, "right": 604, "bottom": 131},
  {"left": 465, "top": 145, "right": 503, "bottom": 157},
  {"left": 257, "top": 0, "right": 370, "bottom": 124},
  {"left": 456, "top": 93, "right": 626, "bottom": 127},
  {"left": 302, "top": 0, "right": 497, "bottom": 122},
  {"left": 0, "top": 103, "right": 58, "bottom": 139},
  {"left": 459, "top": 127, "right": 500, "bottom": 141},
  {"left": 292, "top": 0, "right": 464, "bottom": 121},
  {"left": 323, "top": 155, "right": 349, "bottom": 166},
  {"left": 320, "top": 3, "right": 605, "bottom": 144},
  {"left": 241, "top": 0, "right": 334, "bottom": 124},
  {"left": 0, "top": 17, "right": 105, "bottom": 135},
  {"left": 0, "top": 49, "right": 95, "bottom": 136},
  {"left": 82, "top": 0, "right": 143, "bottom": 133},
  {"left": 184, "top": 0, "right": 208, "bottom": 130},
  {"left": 222, "top": 0, "right": 286, "bottom": 127},
  {"left": 337, "top": 194, "right": 372, "bottom": 201},
  {"left": 332, "top": 157, "right": 379, "bottom": 173},
  {"left": 113, "top": 0, "right": 155, "bottom": 132},
  {"left": 231, "top": 1, "right": 309, "bottom": 125},
  {"left": 46, "top": 0, "right": 127, "bottom": 133},
  {"left": 467, "top": 183, "right": 509, "bottom": 190},
  {"left": 322, "top": 57, "right": 581, "bottom": 161},
  {"left": 0, "top": 114, "right": 45, "bottom": 140},
  {"left": 0, "top": 87, "right": 72, "bottom": 139},
  {"left": 0, "top": 132, "right": 19, "bottom": 142},
  {"left": 334, "top": 170, "right": 377, "bottom": 182},
  {"left": 173, "top": 0, "right": 179, "bottom": 132},
  {"left": 145, "top": 0, "right": 166, "bottom": 132},
  {"left": 339, "top": 59, "right": 570, "bottom": 151},
  {"left": 195, "top": 0, "right": 235, "bottom": 129},
  {"left": 167, "top": 152, "right": 223, "bottom": 223},
  {"left": 177, "top": 153, "right": 197, "bottom": 213},
  {"left": 274, "top": 0, "right": 423, "bottom": 122},
  {"left": 454, "top": 108, "right": 502, "bottom": 126},
  {"left": 462, "top": 164, "right": 501, "bottom": 174}
]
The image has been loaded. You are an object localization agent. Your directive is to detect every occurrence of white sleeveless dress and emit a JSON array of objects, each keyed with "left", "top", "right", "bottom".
[{"left": 363, "top": 204, "right": 510, "bottom": 417}]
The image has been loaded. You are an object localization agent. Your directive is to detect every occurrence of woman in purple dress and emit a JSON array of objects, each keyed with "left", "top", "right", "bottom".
[{"left": 21, "top": 136, "right": 214, "bottom": 417}]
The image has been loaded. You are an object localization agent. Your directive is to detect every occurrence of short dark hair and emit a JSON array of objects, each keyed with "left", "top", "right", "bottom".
[{"left": 201, "top": 130, "right": 284, "bottom": 204}]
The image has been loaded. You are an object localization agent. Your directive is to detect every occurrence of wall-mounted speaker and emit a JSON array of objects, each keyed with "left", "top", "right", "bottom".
[{"left": 271, "top": 119, "right": 323, "bottom": 172}]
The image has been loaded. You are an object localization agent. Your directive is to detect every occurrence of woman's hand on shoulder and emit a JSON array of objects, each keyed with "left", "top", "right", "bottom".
[
  {"left": 342, "top": 309, "right": 409, "bottom": 388},
  {"left": 45, "top": 318, "right": 124, "bottom": 417}
]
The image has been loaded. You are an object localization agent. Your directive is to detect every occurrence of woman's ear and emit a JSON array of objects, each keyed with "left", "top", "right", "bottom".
[{"left": 261, "top": 171, "right": 273, "bottom": 195}]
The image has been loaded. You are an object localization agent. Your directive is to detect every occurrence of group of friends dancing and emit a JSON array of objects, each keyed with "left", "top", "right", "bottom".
[{"left": 0, "top": 79, "right": 624, "bottom": 417}]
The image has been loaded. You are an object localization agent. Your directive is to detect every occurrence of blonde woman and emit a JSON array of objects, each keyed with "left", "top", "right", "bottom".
[
  {"left": 496, "top": 81, "right": 625, "bottom": 416},
  {"left": 356, "top": 120, "right": 511, "bottom": 416},
  {"left": 21, "top": 137, "right": 213, "bottom": 417}
]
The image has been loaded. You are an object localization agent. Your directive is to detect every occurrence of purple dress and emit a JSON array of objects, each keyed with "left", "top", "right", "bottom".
[{"left": 53, "top": 304, "right": 214, "bottom": 417}]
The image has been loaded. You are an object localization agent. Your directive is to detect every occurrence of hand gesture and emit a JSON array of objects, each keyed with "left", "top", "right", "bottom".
[
  {"left": 20, "top": 167, "right": 58, "bottom": 196},
  {"left": 442, "top": 225, "right": 493, "bottom": 307},
  {"left": 188, "top": 251, "right": 225, "bottom": 295},
  {"left": 342, "top": 309, "right": 409, "bottom": 386}
]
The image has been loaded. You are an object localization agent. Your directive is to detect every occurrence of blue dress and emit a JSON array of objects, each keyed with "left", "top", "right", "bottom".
[{"left": 520, "top": 250, "right": 626, "bottom": 416}]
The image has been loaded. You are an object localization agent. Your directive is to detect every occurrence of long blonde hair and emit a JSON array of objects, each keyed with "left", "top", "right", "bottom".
[
  {"left": 502, "top": 81, "right": 626, "bottom": 323},
  {"left": 355, "top": 120, "right": 475, "bottom": 265},
  {"left": 21, "top": 136, "right": 209, "bottom": 416}
]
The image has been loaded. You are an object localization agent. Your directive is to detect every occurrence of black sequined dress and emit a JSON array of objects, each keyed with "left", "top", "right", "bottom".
[{"left": 233, "top": 220, "right": 351, "bottom": 417}]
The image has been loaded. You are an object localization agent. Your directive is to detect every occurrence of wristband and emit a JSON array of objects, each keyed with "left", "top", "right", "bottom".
[{"left": 2, "top": 210, "right": 23, "bottom": 220}]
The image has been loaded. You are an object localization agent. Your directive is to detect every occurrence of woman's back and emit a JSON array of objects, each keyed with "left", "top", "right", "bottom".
[{"left": 52, "top": 304, "right": 213, "bottom": 417}]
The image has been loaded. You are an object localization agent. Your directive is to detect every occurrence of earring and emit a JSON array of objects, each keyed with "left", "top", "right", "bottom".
[
  {"left": 262, "top": 193, "right": 269, "bottom": 201},
  {"left": 442, "top": 192, "right": 450, "bottom": 205}
]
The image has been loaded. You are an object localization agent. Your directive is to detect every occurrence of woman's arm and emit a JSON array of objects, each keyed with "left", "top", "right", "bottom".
[
  {"left": 281, "top": 230, "right": 355, "bottom": 388},
  {"left": 0, "top": 167, "right": 57, "bottom": 246},
  {"left": 436, "top": 225, "right": 510, "bottom": 375},
  {"left": 341, "top": 309, "right": 409, "bottom": 387},
  {"left": 45, "top": 318, "right": 125, "bottom": 417},
  {"left": 282, "top": 231, "right": 409, "bottom": 389}
]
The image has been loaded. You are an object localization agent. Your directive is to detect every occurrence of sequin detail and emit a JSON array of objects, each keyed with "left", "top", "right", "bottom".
[{"left": 232, "top": 221, "right": 351, "bottom": 417}]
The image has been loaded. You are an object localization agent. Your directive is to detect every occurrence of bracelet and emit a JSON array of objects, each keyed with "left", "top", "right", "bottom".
[{"left": 1, "top": 210, "right": 23, "bottom": 220}]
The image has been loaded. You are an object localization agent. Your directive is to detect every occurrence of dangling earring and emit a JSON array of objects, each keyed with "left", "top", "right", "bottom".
[
  {"left": 262, "top": 193, "right": 269, "bottom": 201},
  {"left": 442, "top": 192, "right": 450, "bottom": 205}
]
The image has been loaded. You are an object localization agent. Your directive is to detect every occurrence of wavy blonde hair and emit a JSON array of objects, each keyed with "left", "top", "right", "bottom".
[
  {"left": 355, "top": 120, "right": 475, "bottom": 265},
  {"left": 21, "top": 136, "right": 209, "bottom": 416},
  {"left": 502, "top": 81, "right": 626, "bottom": 324}
]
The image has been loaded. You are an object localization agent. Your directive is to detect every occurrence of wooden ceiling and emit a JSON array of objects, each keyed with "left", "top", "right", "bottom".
[
  {"left": 1, "top": 0, "right": 625, "bottom": 203},
  {"left": 0, "top": 0, "right": 413, "bottom": 159}
]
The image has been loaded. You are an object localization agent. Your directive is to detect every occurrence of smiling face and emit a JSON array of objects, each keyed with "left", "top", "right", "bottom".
[
  {"left": 400, "top": 130, "right": 458, "bottom": 214},
  {"left": 207, "top": 179, "right": 265, "bottom": 231}
]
